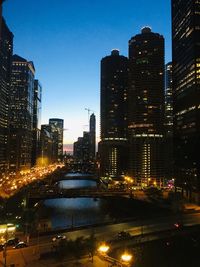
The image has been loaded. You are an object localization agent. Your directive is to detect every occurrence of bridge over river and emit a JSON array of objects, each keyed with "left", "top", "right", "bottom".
[
  {"left": 29, "top": 187, "right": 135, "bottom": 200},
  {"left": 52, "top": 172, "right": 99, "bottom": 182}
]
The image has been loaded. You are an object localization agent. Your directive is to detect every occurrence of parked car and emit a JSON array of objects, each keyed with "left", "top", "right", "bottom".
[
  {"left": 5, "top": 238, "right": 19, "bottom": 246},
  {"left": 117, "top": 231, "right": 131, "bottom": 240},
  {"left": 14, "top": 242, "right": 28, "bottom": 249},
  {"left": 52, "top": 235, "right": 66, "bottom": 242}
]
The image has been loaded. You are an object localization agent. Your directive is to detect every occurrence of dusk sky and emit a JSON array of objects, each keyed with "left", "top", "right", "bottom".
[{"left": 4, "top": 0, "right": 171, "bottom": 153}]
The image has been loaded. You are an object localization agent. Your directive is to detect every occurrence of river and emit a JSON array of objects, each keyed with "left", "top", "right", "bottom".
[{"left": 37, "top": 173, "right": 168, "bottom": 230}]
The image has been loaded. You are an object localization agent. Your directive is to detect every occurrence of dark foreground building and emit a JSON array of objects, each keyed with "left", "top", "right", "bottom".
[
  {"left": 0, "top": 17, "right": 13, "bottom": 173},
  {"left": 172, "top": 0, "right": 200, "bottom": 200},
  {"left": 99, "top": 50, "right": 129, "bottom": 178},
  {"left": 128, "top": 27, "right": 165, "bottom": 186}
]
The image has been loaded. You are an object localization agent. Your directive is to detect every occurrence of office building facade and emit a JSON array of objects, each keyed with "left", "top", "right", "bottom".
[
  {"left": 172, "top": 0, "right": 200, "bottom": 198},
  {"left": 40, "top": 124, "right": 54, "bottom": 165},
  {"left": 89, "top": 113, "right": 96, "bottom": 160},
  {"left": 164, "top": 62, "right": 173, "bottom": 180},
  {"left": 9, "top": 55, "right": 35, "bottom": 171},
  {"left": 32, "top": 80, "right": 42, "bottom": 166},
  {"left": 128, "top": 27, "right": 165, "bottom": 186},
  {"left": 49, "top": 118, "right": 64, "bottom": 161},
  {"left": 0, "top": 17, "right": 13, "bottom": 173}
]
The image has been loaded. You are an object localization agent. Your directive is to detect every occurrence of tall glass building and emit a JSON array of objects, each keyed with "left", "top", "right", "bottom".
[
  {"left": 49, "top": 118, "right": 64, "bottom": 161},
  {"left": 172, "top": 0, "right": 200, "bottom": 199},
  {"left": 164, "top": 62, "right": 173, "bottom": 180},
  {"left": 128, "top": 27, "right": 165, "bottom": 186},
  {"left": 89, "top": 113, "right": 96, "bottom": 160},
  {"left": 0, "top": 17, "right": 13, "bottom": 173},
  {"left": 99, "top": 49, "right": 129, "bottom": 178},
  {"left": 32, "top": 80, "right": 42, "bottom": 166},
  {"left": 9, "top": 55, "right": 35, "bottom": 171}
]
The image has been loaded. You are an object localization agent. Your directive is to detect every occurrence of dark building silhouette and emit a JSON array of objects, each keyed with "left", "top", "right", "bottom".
[
  {"left": 49, "top": 118, "right": 64, "bottom": 161},
  {"left": 32, "top": 80, "right": 42, "bottom": 166},
  {"left": 9, "top": 55, "right": 35, "bottom": 171},
  {"left": 89, "top": 113, "right": 96, "bottom": 160},
  {"left": 0, "top": 16, "right": 13, "bottom": 173},
  {"left": 73, "top": 131, "right": 91, "bottom": 163},
  {"left": 99, "top": 49, "right": 129, "bottom": 178},
  {"left": 164, "top": 62, "right": 173, "bottom": 180},
  {"left": 128, "top": 27, "right": 165, "bottom": 186},
  {"left": 40, "top": 124, "right": 54, "bottom": 165},
  {"left": 172, "top": 0, "right": 200, "bottom": 199}
]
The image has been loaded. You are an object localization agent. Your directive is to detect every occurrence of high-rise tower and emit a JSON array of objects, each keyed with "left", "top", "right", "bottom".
[
  {"left": 99, "top": 49, "right": 129, "bottom": 178},
  {"left": 164, "top": 62, "right": 173, "bottom": 180},
  {"left": 32, "top": 80, "right": 42, "bottom": 166},
  {"left": 172, "top": 0, "right": 200, "bottom": 198},
  {"left": 89, "top": 113, "right": 96, "bottom": 160},
  {"left": 49, "top": 118, "right": 64, "bottom": 161},
  {"left": 9, "top": 55, "right": 35, "bottom": 171},
  {"left": 0, "top": 17, "right": 13, "bottom": 173},
  {"left": 128, "top": 27, "right": 165, "bottom": 186}
]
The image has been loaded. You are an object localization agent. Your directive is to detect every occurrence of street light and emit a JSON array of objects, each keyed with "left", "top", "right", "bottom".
[
  {"left": 98, "top": 243, "right": 110, "bottom": 254},
  {"left": 121, "top": 252, "right": 133, "bottom": 265}
]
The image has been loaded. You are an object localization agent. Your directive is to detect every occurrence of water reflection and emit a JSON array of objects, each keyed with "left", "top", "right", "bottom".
[{"left": 59, "top": 179, "right": 96, "bottom": 189}]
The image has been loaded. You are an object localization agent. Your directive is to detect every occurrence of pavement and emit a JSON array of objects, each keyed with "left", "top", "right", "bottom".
[{"left": 0, "top": 251, "right": 110, "bottom": 267}]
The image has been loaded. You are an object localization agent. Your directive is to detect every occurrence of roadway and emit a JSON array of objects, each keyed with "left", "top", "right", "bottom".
[{"left": 1, "top": 211, "right": 200, "bottom": 266}]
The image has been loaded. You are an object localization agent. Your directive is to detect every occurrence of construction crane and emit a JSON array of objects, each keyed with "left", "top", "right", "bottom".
[{"left": 85, "top": 108, "right": 95, "bottom": 124}]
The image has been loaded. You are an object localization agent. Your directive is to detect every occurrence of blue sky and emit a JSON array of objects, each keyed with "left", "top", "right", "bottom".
[{"left": 4, "top": 0, "right": 171, "bottom": 152}]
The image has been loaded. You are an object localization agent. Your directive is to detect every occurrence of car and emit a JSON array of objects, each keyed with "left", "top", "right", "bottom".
[
  {"left": 117, "top": 231, "right": 131, "bottom": 240},
  {"left": 14, "top": 242, "right": 28, "bottom": 249},
  {"left": 174, "top": 222, "right": 184, "bottom": 229},
  {"left": 52, "top": 235, "right": 66, "bottom": 242},
  {"left": 5, "top": 238, "right": 19, "bottom": 246}
]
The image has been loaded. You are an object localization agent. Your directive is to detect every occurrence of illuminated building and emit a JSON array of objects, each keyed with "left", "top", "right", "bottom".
[
  {"left": 49, "top": 118, "right": 64, "bottom": 161},
  {"left": 99, "top": 49, "right": 129, "bottom": 178},
  {"left": 172, "top": 0, "right": 200, "bottom": 198},
  {"left": 40, "top": 124, "right": 54, "bottom": 165},
  {"left": 9, "top": 55, "right": 35, "bottom": 171},
  {"left": 0, "top": 17, "right": 13, "bottom": 173},
  {"left": 128, "top": 27, "right": 165, "bottom": 186},
  {"left": 164, "top": 62, "right": 173, "bottom": 180},
  {"left": 32, "top": 80, "right": 42, "bottom": 166}
]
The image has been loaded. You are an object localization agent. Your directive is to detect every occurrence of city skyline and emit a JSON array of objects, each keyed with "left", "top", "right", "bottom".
[{"left": 4, "top": 0, "right": 172, "bottom": 153}]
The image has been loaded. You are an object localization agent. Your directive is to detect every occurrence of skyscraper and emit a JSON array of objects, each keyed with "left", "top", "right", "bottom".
[
  {"left": 172, "top": 0, "right": 200, "bottom": 199},
  {"left": 40, "top": 124, "right": 54, "bottom": 165},
  {"left": 99, "top": 49, "right": 129, "bottom": 178},
  {"left": 128, "top": 27, "right": 165, "bottom": 186},
  {"left": 89, "top": 113, "right": 96, "bottom": 160},
  {"left": 164, "top": 62, "right": 173, "bottom": 180},
  {"left": 9, "top": 55, "right": 35, "bottom": 171},
  {"left": 49, "top": 118, "right": 64, "bottom": 161},
  {"left": 74, "top": 132, "right": 91, "bottom": 163},
  {"left": 0, "top": 17, "right": 13, "bottom": 173},
  {"left": 32, "top": 80, "right": 42, "bottom": 166}
]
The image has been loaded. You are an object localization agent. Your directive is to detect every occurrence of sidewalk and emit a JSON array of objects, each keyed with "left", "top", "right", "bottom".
[{"left": 28, "top": 256, "right": 111, "bottom": 267}]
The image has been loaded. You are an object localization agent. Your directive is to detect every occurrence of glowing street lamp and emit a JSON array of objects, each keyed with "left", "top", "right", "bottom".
[
  {"left": 98, "top": 243, "right": 110, "bottom": 254},
  {"left": 121, "top": 252, "right": 133, "bottom": 265}
]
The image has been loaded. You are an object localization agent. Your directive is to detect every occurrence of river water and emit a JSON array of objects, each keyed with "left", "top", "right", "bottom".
[{"left": 38, "top": 173, "right": 167, "bottom": 230}]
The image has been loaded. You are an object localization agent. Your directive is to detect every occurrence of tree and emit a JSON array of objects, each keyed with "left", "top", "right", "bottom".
[{"left": 85, "top": 233, "right": 97, "bottom": 262}]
